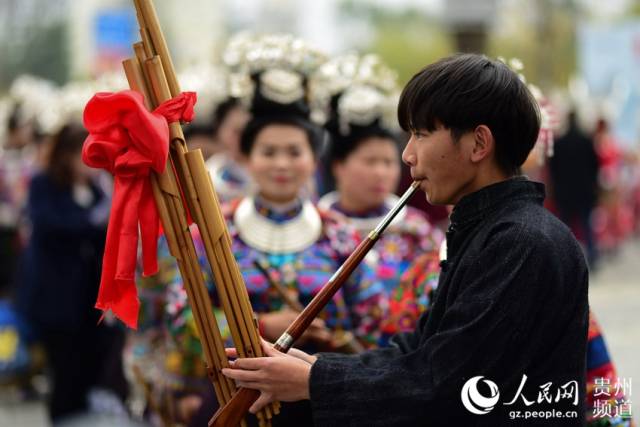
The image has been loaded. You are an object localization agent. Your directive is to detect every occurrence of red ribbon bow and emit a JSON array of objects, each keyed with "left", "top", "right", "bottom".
[{"left": 82, "top": 89, "right": 197, "bottom": 329}]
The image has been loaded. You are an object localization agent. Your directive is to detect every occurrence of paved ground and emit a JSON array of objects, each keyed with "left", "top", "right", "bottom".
[{"left": 2, "top": 239, "right": 638, "bottom": 426}]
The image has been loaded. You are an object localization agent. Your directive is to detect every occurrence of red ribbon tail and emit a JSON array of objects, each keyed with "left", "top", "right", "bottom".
[
  {"left": 95, "top": 277, "right": 140, "bottom": 330},
  {"left": 95, "top": 176, "right": 142, "bottom": 329},
  {"left": 139, "top": 178, "right": 160, "bottom": 277}
]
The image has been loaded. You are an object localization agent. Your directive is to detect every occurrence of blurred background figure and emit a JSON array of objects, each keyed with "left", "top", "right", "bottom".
[
  {"left": 0, "top": 102, "right": 44, "bottom": 404},
  {"left": 549, "top": 110, "right": 600, "bottom": 267},
  {"left": 314, "top": 54, "right": 443, "bottom": 345},
  {"left": 204, "top": 97, "right": 252, "bottom": 203},
  {"left": 15, "top": 123, "right": 128, "bottom": 425},
  {"left": 179, "top": 59, "right": 254, "bottom": 204},
  {"left": 0, "top": 105, "right": 37, "bottom": 298},
  {"left": 591, "top": 117, "right": 636, "bottom": 256}
]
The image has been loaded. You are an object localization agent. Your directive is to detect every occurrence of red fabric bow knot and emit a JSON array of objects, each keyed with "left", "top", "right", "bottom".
[{"left": 82, "top": 89, "right": 197, "bottom": 329}]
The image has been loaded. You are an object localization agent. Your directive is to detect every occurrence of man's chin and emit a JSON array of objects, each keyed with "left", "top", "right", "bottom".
[
  {"left": 425, "top": 191, "right": 446, "bottom": 206},
  {"left": 424, "top": 191, "right": 436, "bottom": 205}
]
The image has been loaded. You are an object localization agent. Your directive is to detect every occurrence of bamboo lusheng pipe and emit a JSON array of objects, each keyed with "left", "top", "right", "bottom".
[
  {"left": 122, "top": 56, "right": 237, "bottom": 406},
  {"left": 128, "top": 51, "right": 235, "bottom": 400},
  {"left": 186, "top": 152, "right": 256, "bottom": 360},
  {"left": 253, "top": 260, "right": 365, "bottom": 354},
  {"left": 130, "top": 2, "right": 277, "bottom": 423},
  {"left": 131, "top": 11, "right": 237, "bottom": 398},
  {"left": 186, "top": 150, "right": 281, "bottom": 424},
  {"left": 134, "top": 0, "right": 180, "bottom": 96},
  {"left": 126, "top": 17, "right": 237, "bottom": 412},
  {"left": 129, "top": 1, "right": 281, "bottom": 423},
  {"left": 209, "top": 181, "right": 422, "bottom": 427}
]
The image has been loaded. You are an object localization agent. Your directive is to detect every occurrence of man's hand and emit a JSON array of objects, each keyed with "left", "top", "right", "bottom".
[{"left": 222, "top": 340, "right": 318, "bottom": 413}]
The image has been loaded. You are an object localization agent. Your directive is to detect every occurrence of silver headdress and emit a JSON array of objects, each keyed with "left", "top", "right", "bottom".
[
  {"left": 5, "top": 72, "right": 129, "bottom": 137},
  {"left": 8, "top": 75, "right": 60, "bottom": 135},
  {"left": 179, "top": 62, "right": 249, "bottom": 122},
  {"left": 311, "top": 53, "right": 400, "bottom": 135},
  {"left": 222, "top": 32, "right": 327, "bottom": 113}
]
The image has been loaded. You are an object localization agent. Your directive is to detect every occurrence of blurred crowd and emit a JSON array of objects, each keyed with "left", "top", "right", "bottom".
[{"left": 0, "top": 32, "right": 638, "bottom": 427}]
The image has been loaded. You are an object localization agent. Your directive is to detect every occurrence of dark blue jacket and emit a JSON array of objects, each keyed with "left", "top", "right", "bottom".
[{"left": 17, "top": 173, "right": 107, "bottom": 332}]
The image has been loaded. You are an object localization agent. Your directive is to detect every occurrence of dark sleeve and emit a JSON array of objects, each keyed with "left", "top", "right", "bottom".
[{"left": 309, "top": 224, "right": 561, "bottom": 426}]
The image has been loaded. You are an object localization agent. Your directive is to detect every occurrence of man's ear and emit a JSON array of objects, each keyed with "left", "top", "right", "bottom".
[{"left": 470, "top": 125, "right": 495, "bottom": 164}]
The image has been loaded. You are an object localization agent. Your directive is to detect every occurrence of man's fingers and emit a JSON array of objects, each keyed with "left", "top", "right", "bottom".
[
  {"left": 249, "top": 391, "right": 273, "bottom": 414},
  {"left": 235, "top": 380, "right": 263, "bottom": 391},
  {"left": 229, "top": 356, "right": 269, "bottom": 370},
  {"left": 287, "top": 347, "right": 308, "bottom": 360},
  {"left": 287, "top": 347, "right": 316, "bottom": 364},
  {"left": 225, "top": 347, "right": 238, "bottom": 358},
  {"left": 260, "top": 338, "right": 276, "bottom": 355},
  {"left": 262, "top": 341, "right": 284, "bottom": 357},
  {"left": 221, "top": 366, "right": 264, "bottom": 382},
  {"left": 260, "top": 337, "right": 273, "bottom": 348}
]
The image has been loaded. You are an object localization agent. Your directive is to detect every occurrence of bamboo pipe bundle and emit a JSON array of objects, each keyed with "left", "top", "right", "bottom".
[
  {"left": 124, "top": 0, "right": 278, "bottom": 425},
  {"left": 122, "top": 56, "right": 237, "bottom": 413}
]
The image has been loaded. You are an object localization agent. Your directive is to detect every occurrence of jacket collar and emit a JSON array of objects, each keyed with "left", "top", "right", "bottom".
[{"left": 449, "top": 176, "right": 545, "bottom": 231}]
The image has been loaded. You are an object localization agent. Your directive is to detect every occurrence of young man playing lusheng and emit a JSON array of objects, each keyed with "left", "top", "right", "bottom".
[{"left": 222, "top": 53, "right": 589, "bottom": 426}]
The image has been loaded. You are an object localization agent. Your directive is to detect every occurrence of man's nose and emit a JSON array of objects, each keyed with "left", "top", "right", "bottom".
[{"left": 402, "top": 137, "right": 416, "bottom": 166}]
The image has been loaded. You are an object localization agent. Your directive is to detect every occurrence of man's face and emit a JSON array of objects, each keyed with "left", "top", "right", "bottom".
[{"left": 402, "top": 125, "right": 476, "bottom": 206}]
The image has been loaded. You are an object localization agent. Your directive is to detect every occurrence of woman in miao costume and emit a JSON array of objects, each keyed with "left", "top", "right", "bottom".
[
  {"left": 313, "top": 54, "right": 443, "bottom": 346},
  {"left": 141, "top": 34, "right": 386, "bottom": 426}
]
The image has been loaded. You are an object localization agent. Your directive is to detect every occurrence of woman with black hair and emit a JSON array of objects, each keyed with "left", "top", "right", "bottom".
[
  {"left": 315, "top": 55, "right": 443, "bottom": 346},
  {"left": 144, "top": 35, "right": 386, "bottom": 426},
  {"left": 204, "top": 97, "right": 252, "bottom": 203}
]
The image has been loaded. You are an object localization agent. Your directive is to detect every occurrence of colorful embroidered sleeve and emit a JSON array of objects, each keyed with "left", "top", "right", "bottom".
[
  {"left": 405, "top": 207, "right": 445, "bottom": 254},
  {"left": 379, "top": 250, "right": 440, "bottom": 345},
  {"left": 374, "top": 207, "right": 444, "bottom": 346}
]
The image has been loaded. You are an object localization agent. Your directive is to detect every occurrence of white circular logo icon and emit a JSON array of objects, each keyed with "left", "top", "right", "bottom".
[{"left": 461, "top": 376, "right": 500, "bottom": 415}]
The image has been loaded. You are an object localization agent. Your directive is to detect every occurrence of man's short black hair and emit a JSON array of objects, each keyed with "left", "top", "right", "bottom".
[{"left": 398, "top": 53, "right": 541, "bottom": 175}]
